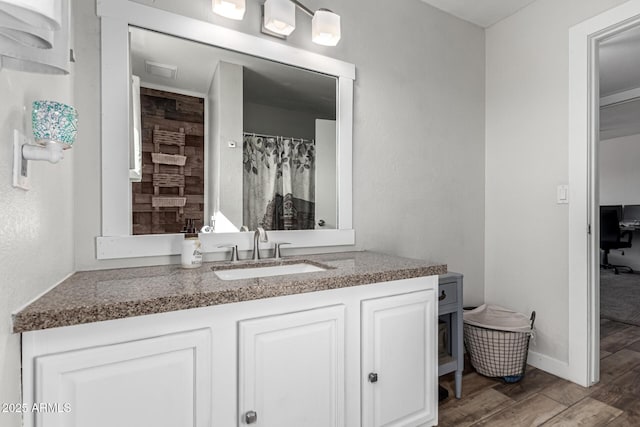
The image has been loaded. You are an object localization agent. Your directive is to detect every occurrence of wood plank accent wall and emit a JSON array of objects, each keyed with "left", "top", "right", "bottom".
[{"left": 132, "top": 87, "right": 205, "bottom": 235}]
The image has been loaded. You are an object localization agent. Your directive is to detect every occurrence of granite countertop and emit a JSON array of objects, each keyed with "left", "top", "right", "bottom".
[{"left": 13, "top": 251, "right": 446, "bottom": 333}]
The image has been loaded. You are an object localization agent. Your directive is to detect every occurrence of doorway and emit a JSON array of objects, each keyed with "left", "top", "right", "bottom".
[
  {"left": 569, "top": 0, "right": 640, "bottom": 387},
  {"left": 597, "top": 24, "right": 640, "bottom": 381}
]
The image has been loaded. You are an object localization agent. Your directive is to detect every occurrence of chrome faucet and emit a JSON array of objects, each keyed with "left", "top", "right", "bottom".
[{"left": 252, "top": 227, "right": 268, "bottom": 260}]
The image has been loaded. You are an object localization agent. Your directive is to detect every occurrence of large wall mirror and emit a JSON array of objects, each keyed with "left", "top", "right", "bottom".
[
  {"left": 96, "top": 0, "right": 355, "bottom": 259},
  {"left": 130, "top": 27, "right": 338, "bottom": 235}
]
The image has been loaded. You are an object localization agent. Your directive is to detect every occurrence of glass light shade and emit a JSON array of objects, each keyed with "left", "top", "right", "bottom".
[
  {"left": 212, "top": 0, "right": 245, "bottom": 20},
  {"left": 264, "top": 0, "right": 295, "bottom": 36},
  {"left": 0, "top": 11, "right": 54, "bottom": 49},
  {"left": 32, "top": 100, "right": 78, "bottom": 148},
  {"left": 0, "top": 0, "right": 62, "bottom": 30},
  {"left": 312, "top": 10, "right": 340, "bottom": 46}
]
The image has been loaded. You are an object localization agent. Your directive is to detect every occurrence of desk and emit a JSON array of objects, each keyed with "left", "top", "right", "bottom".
[
  {"left": 438, "top": 272, "right": 463, "bottom": 399},
  {"left": 620, "top": 222, "right": 640, "bottom": 231}
]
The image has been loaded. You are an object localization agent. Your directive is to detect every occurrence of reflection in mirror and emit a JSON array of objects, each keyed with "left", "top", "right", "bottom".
[{"left": 129, "top": 27, "right": 338, "bottom": 235}]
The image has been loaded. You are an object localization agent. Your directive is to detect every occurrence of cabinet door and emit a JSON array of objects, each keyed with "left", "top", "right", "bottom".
[
  {"left": 238, "top": 305, "right": 345, "bottom": 427},
  {"left": 35, "top": 329, "right": 212, "bottom": 427},
  {"left": 362, "top": 290, "right": 437, "bottom": 427}
]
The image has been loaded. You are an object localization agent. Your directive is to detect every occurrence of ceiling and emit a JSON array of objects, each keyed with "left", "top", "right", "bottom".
[
  {"left": 418, "top": 0, "right": 537, "bottom": 28},
  {"left": 129, "top": 27, "right": 336, "bottom": 117}
]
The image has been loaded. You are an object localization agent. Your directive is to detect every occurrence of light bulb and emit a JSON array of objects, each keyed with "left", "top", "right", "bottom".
[
  {"left": 212, "top": 0, "right": 246, "bottom": 20},
  {"left": 264, "top": 0, "right": 295, "bottom": 36},
  {"left": 312, "top": 9, "right": 340, "bottom": 46}
]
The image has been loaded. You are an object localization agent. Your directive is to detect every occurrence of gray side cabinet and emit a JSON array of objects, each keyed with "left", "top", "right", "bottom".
[{"left": 438, "top": 272, "right": 463, "bottom": 398}]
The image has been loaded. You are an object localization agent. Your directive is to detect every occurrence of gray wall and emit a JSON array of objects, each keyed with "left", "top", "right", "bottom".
[
  {"left": 244, "top": 102, "right": 319, "bottom": 141},
  {"left": 347, "top": 2, "right": 485, "bottom": 307},
  {"left": 74, "top": 0, "right": 486, "bottom": 305}
]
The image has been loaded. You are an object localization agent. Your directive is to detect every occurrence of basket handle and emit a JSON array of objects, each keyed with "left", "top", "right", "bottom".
[{"left": 529, "top": 311, "right": 536, "bottom": 329}]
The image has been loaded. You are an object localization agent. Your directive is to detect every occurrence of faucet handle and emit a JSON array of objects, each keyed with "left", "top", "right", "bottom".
[
  {"left": 273, "top": 242, "right": 291, "bottom": 259},
  {"left": 218, "top": 244, "right": 239, "bottom": 262},
  {"left": 257, "top": 226, "right": 268, "bottom": 242}
]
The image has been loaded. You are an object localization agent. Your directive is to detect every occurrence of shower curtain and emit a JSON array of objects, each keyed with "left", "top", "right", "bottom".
[{"left": 243, "top": 134, "right": 316, "bottom": 231}]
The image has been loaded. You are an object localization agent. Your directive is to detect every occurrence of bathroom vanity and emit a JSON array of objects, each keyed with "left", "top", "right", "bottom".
[
  {"left": 14, "top": 252, "right": 446, "bottom": 427},
  {"left": 10, "top": 3, "right": 449, "bottom": 426}
]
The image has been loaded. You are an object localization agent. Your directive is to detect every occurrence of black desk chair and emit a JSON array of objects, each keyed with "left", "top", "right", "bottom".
[{"left": 600, "top": 208, "right": 633, "bottom": 274}]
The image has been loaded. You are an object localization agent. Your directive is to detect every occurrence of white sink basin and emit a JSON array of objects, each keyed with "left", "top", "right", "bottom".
[{"left": 214, "top": 262, "right": 327, "bottom": 281}]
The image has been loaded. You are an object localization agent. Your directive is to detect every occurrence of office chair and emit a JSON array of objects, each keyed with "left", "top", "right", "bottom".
[
  {"left": 601, "top": 205, "right": 624, "bottom": 223},
  {"left": 600, "top": 207, "right": 633, "bottom": 274}
]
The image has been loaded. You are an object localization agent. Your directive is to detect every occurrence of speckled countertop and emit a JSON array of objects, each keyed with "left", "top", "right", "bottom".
[{"left": 13, "top": 251, "right": 446, "bottom": 333}]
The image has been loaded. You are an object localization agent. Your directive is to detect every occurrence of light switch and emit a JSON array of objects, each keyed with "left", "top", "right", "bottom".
[{"left": 557, "top": 185, "right": 569, "bottom": 204}]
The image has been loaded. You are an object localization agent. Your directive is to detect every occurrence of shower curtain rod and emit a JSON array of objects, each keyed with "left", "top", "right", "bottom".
[{"left": 243, "top": 132, "right": 315, "bottom": 143}]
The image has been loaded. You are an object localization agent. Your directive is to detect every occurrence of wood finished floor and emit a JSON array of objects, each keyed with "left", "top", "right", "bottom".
[{"left": 438, "top": 319, "right": 640, "bottom": 426}]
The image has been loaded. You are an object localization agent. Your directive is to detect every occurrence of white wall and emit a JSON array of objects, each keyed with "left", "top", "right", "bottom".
[
  {"left": 600, "top": 133, "right": 640, "bottom": 205},
  {"left": 315, "top": 119, "right": 337, "bottom": 229},
  {"left": 75, "top": 0, "right": 486, "bottom": 305},
  {"left": 210, "top": 61, "right": 244, "bottom": 230},
  {"left": 600, "top": 133, "right": 640, "bottom": 270},
  {"left": 485, "top": 0, "right": 628, "bottom": 366},
  {"left": 0, "top": 58, "right": 74, "bottom": 427}
]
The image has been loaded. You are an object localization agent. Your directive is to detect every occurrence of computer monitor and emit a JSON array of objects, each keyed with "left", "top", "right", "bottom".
[
  {"left": 601, "top": 205, "right": 623, "bottom": 221},
  {"left": 623, "top": 205, "right": 640, "bottom": 222}
]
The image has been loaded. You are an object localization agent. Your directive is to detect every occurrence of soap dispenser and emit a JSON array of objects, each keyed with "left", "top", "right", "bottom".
[{"left": 181, "top": 219, "right": 202, "bottom": 269}]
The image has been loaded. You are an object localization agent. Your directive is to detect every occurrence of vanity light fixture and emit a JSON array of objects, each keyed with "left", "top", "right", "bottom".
[
  {"left": 263, "top": 0, "right": 295, "bottom": 36},
  {"left": 311, "top": 8, "right": 340, "bottom": 46},
  {"left": 12, "top": 100, "right": 77, "bottom": 190},
  {"left": 212, "top": 0, "right": 246, "bottom": 20},
  {"left": 213, "top": 0, "right": 341, "bottom": 46}
]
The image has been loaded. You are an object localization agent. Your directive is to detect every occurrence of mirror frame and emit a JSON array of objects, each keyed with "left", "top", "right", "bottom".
[{"left": 96, "top": 0, "right": 355, "bottom": 259}]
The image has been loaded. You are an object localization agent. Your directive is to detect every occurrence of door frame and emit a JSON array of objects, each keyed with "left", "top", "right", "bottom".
[{"left": 568, "top": 0, "right": 640, "bottom": 387}]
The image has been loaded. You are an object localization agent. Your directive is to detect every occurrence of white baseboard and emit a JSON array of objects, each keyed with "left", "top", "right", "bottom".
[{"left": 527, "top": 350, "right": 571, "bottom": 382}]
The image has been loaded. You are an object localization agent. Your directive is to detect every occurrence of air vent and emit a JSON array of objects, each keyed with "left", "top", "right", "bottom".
[{"left": 144, "top": 60, "right": 178, "bottom": 79}]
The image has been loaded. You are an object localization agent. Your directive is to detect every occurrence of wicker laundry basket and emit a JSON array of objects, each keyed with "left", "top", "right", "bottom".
[{"left": 463, "top": 305, "right": 536, "bottom": 383}]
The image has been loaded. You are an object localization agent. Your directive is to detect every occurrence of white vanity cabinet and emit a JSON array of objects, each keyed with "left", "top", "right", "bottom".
[
  {"left": 21, "top": 276, "right": 438, "bottom": 427},
  {"left": 362, "top": 291, "right": 437, "bottom": 427},
  {"left": 238, "top": 305, "right": 345, "bottom": 427},
  {"left": 28, "top": 329, "right": 212, "bottom": 427}
]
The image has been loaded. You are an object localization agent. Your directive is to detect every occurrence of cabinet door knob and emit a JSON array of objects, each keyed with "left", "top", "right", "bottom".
[
  {"left": 439, "top": 290, "right": 446, "bottom": 301},
  {"left": 368, "top": 372, "right": 378, "bottom": 383},
  {"left": 245, "top": 410, "right": 258, "bottom": 424}
]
